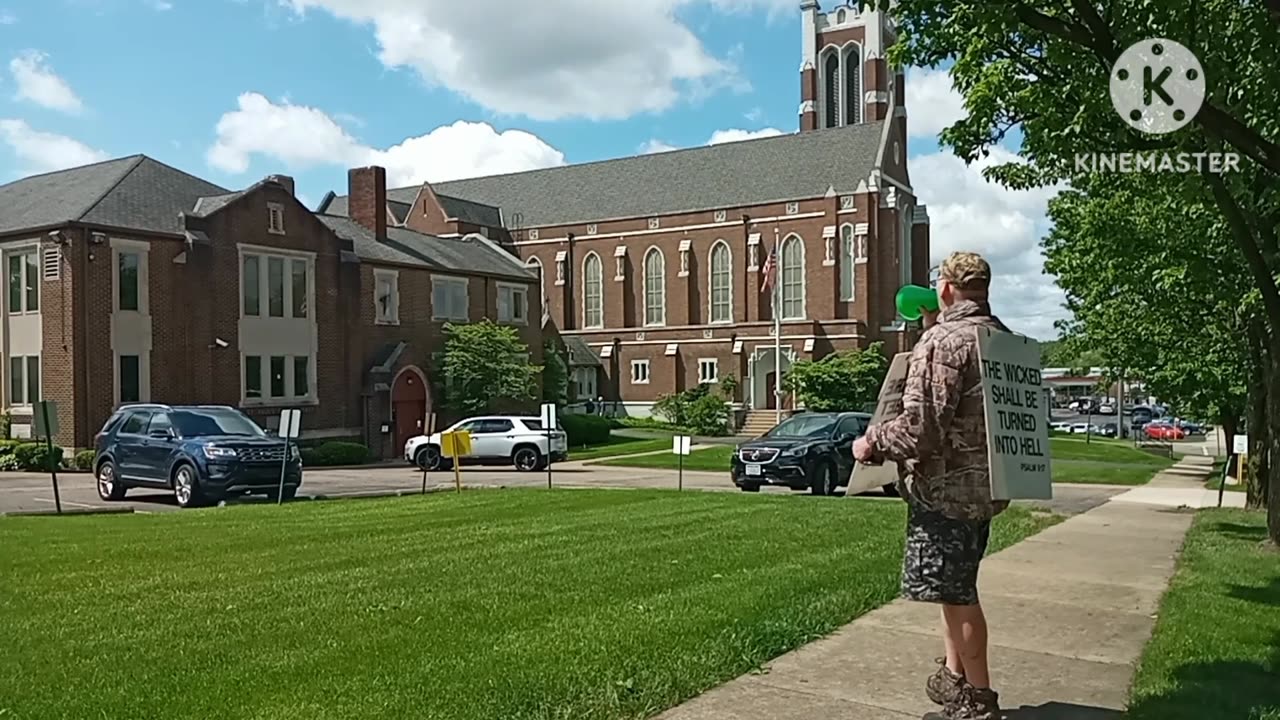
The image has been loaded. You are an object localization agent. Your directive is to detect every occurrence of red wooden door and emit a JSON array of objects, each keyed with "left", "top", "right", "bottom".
[{"left": 392, "top": 370, "right": 427, "bottom": 452}]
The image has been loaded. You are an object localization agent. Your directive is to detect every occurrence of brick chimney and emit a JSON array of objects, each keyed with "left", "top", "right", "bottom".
[
  {"left": 348, "top": 166, "right": 387, "bottom": 240},
  {"left": 266, "top": 174, "right": 295, "bottom": 196}
]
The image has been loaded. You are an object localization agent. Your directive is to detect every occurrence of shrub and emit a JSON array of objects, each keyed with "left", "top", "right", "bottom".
[
  {"left": 683, "top": 393, "right": 730, "bottom": 436},
  {"left": 74, "top": 450, "right": 97, "bottom": 471},
  {"left": 13, "top": 443, "right": 64, "bottom": 471},
  {"left": 0, "top": 439, "right": 22, "bottom": 456},
  {"left": 560, "top": 414, "right": 611, "bottom": 446},
  {"left": 0, "top": 454, "right": 19, "bottom": 471},
  {"left": 299, "top": 441, "right": 370, "bottom": 467}
]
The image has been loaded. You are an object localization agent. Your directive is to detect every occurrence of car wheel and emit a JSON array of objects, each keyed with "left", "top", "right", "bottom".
[
  {"left": 739, "top": 484, "right": 761, "bottom": 493},
  {"left": 415, "top": 445, "right": 443, "bottom": 471},
  {"left": 810, "top": 462, "right": 835, "bottom": 496},
  {"left": 268, "top": 486, "right": 298, "bottom": 502},
  {"left": 513, "top": 446, "right": 542, "bottom": 472},
  {"left": 96, "top": 459, "right": 126, "bottom": 501},
  {"left": 172, "top": 464, "right": 204, "bottom": 509}
]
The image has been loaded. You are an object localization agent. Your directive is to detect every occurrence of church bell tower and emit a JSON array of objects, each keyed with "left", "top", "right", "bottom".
[{"left": 799, "top": 1, "right": 904, "bottom": 132}]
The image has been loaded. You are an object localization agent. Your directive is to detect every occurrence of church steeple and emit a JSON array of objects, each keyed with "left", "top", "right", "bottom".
[{"left": 798, "top": 1, "right": 902, "bottom": 132}]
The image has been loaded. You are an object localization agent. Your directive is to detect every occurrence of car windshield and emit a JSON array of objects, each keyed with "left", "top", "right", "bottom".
[
  {"left": 171, "top": 409, "right": 266, "bottom": 438},
  {"left": 766, "top": 415, "right": 836, "bottom": 438}
]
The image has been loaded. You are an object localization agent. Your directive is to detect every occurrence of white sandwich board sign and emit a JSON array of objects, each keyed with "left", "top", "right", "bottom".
[
  {"left": 847, "top": 352, "right": 910, "bottom": 495},
  {"left": 977, "top": 328, "right": 1053, "bottom": 500}
]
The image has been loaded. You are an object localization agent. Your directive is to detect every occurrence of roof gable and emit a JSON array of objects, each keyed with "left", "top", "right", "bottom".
[{"left": 317, "top": 215, "right": 535, "bottom": 282}]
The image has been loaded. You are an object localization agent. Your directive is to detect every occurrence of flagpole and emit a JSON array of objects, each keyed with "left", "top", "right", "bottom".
[{"left": 773, "top": 226, "right": 782, "bottom": 426}]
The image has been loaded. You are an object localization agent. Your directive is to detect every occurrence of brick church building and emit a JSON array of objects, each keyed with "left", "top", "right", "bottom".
[
  {"left": 0, "top": 0, "right": 928, "bottom": 454},
  {"left": 321, "top": 0, "right": 930, "bottom": 417}
]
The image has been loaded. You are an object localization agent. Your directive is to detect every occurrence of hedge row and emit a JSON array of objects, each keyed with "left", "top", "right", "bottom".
[
  {"left": 0, "top": 441, "right": 65, "bottom": 471},
  {"left": 560, "top": 414, "right": 611, "bottom": 446},
  {"left": 300, "top": 441, "right": 370, "bottom": 467}
]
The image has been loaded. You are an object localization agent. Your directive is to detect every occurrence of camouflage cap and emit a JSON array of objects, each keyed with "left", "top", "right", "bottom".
[{"left": 939, "top": 251, "right": 991, "bottom": 290}]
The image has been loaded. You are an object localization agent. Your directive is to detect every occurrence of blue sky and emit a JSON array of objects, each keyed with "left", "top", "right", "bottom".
[{"left": 0, "top": 0, "right": 1065, "bottom": 339}]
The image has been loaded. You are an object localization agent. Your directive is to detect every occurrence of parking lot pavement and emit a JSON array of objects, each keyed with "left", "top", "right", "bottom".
[{"left": 0, "top": 464, "right": 1123, "bottom": 516}]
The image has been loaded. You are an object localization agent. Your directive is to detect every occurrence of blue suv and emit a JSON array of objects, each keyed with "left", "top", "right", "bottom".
[{"left": 93, "top": 404, "right": 303, "bottom": 508}]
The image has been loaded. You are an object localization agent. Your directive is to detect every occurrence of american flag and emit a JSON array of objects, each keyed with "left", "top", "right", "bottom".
[{"left": 760, "top": 249, "right": 778, "bottom": 292}]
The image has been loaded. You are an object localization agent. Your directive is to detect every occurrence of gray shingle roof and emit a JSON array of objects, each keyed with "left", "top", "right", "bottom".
[
  {"left": 317, "top": 215, "right": 536, "bottom": 282},
  {"left": 0, "top": 155, "right": 229, "bottom": 236},
  {"left": 437, "top": 193, "right": 503, "bottom": 227},
  {"left": 322, "top": 123, "right": 884, "bottom": 229},
  {"left": 563, "top": 336, "right": 602, "bottom": 367}
]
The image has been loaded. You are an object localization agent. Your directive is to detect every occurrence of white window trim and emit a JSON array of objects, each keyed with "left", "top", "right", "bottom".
[
  {"left": 780, "top": 234, "right": 807, "bottom": 321},
  {"left": 6, "top": 353, "right": 40, "bottom": 411},
  {"left": 643, "top": 246, "right": 666, "bottom": 327},
  {"left": 708, "top": 240, "right": 734, "bottom": 324},
  {"left": 236, "top": 244, "right": 318, "bottom": 407},
  {"left": 698, "top": 358, "right": 719, "bottom": 384},
  {"left": 267, "top": 202, "right": 286, "bottom": 235},
  {"left": 582, "top": 252, "right": 604, "bottom": 329},
  {"left": 497, "top": 281, "right": 529, "bottom": 325},
  {"left": 238, "top": 244, "right": 315, "bottom": 320},
  {"left": 839, "top": 224, "right": 856, "bottom": 302},
  {"left": 4, "top": 244, "right": 40, "bottom": 316},
  {"left": 525, "top": 256, "right": 547, "bottom": 317},
  {"left": 431, "top": 275, "right": 470, "bottom": 322},
  {"left": 113, "top": 352, "right": 151, "bottom": 406},
  {"left": 111, "top": 237, "right": 151, "bottom": 314},
  {"left": 630, "top": 359, "right": 651, "bottom": 385},
  {"left": 373, "top": 268, "right": 400, "bottom": 325},
  {"left": 242, "top": 353, "right": 314, "bottom": 404}
]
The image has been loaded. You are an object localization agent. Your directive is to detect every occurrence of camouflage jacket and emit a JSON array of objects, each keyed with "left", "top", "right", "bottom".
[{"left": 864, "top": 300, "right": 1011, "bottom": 521}]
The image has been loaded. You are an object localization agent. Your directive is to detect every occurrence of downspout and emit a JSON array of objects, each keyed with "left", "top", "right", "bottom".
[
  {"left": 565, "top": 232, "right": 577, "bottom": 331},
  {"left": 80, "top": 229, "right": 94, "bottom": 447}
]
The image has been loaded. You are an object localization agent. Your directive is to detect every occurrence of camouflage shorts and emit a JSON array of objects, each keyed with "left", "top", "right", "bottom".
[{"left": 901, "top": 502, "right": 991, "bottom": 606}]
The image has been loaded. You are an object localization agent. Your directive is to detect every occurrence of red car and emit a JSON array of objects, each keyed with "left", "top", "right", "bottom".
[{"left": 1144, "top": 422, "right": 1186, "bottom": 441}]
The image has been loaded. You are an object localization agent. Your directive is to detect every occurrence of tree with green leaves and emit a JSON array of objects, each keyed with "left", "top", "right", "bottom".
[
  {"left": 881, "top": 0, "right": 1280, "bottom": 540},
  {"left": 785, "top": 343, "right": 890, "bottom": 412},
  {"left": 541, "top": 337, "right": 569, "bottom": 405},
  {"left": 441, "top": 320, "right": 541, "bottom": 416}
]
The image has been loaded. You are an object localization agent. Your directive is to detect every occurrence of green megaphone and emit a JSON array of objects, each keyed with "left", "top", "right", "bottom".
[{"left": 895, "top": 285, "right": 940, "bottom": 321}]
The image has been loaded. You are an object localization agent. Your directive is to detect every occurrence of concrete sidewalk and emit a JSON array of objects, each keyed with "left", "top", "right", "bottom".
[
  {"left": 1112, "top": 455, "right": 1243, "bottom": 509},
  {"left": 656, "top": 466, "right": 1210, "bottom": 719}
]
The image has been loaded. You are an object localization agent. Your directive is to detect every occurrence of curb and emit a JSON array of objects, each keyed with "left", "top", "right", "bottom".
[{"left": 1, "top": 506, "right": 135, "bottom": 517}]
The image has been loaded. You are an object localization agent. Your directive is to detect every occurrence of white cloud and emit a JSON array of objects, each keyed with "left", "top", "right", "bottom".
[
  {"left": 640, "top": 139, "right": 679, "bottom": 154},
  {"left": 0, "top": 11, "right": 16, "bottom": 24},
  {"left": 0, "top": 119, "right": 108, "bottom": 174},
  {"left": 911, "top": 145, "right": 1068, "bottom": 340},
  {"left": 9, "top": 50, "right": 84, "bottom": 114},
  {"left": 207, "top": 92, "right": 566, "bottom": 186},
  {"left": 279, "top": 0, "right": 765, "bottom": 121},
  {"left": 150, "top": 0, "right": 174, "bottom": 9},
  {"left": 905, "top": 67, "right": 966, "bottom": 140},
  {"left": 708, "top": 127, "right": 784, "bottom": 145}
]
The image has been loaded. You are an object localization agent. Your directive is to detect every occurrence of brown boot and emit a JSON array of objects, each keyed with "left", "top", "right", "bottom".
[
  {"left": 943, "top": 685, "right": 1001, "bottom": 720},
  {"left": 926, "top": 657, "right": 967, "bottom": 705}
]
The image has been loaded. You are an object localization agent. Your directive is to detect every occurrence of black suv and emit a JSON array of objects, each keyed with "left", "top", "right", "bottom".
[
  {"left": 731, "top": 411, "right": 882, "bottom": 496},
  {"left": 93, "top": 404, "right": 302, "bottom": 508}
]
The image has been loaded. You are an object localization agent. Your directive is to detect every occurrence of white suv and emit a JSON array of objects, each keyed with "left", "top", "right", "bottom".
[{"left": 404, "top": 416, "right": 569, "bottom": 472}]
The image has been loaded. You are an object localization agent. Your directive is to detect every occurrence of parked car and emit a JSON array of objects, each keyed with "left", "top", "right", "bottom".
[
  {"left": 1176, "top": 420, "right": 1206, "bottom": 436},
  {"left": 404, "top": 416, "right": 568, "bottom": 472},
  {"left": 1097, "top": 403, "right": 1115, "bottom": 415},
  {"left": 730, "top": 411, "right": 877, "bottom": 496},
  {"left": 1050, "top": 421, "right": 1073, "bottom": 432},
  {"left": 93, "top": 404, "right": 302, "bottom": 508},
  {"left": 1131, "top": 406, "right": 1154, "bottom": 426},
  {"left": 1099, "top": 424, "right": 1118, "bottom": 438},
  {"left": 1143, "top": 422, "right": 1186, "bottom": 441}
]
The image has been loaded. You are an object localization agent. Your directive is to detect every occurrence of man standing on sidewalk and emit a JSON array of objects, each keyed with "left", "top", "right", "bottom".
[{"left": 853, "top": 251, "right": 1009, "bottom": 720}]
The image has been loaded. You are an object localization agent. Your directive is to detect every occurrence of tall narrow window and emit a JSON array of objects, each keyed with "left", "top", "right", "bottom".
[
  {"left": 119, "top": 355, "right": 141, "bottom": 403},
  {"left": 526, "top": 257, "right": 546, "bottom": 318},
  {"left": 823, "top": 51, "right": 840, "bottom": 128},
  {"left": 709, "top": 241, "right": 732, "bottom": 323},
  {"left": 118, "top": 252, "right": 140, "bottom": 311},
  {"left": 242, "top": 255, "right": 260, "bottom": 316},
  {"left": 267, "top": 257, "right": 285, "bottom": 317},
  {"left": 839, "top": 225, "right": 856, "bottom": 301},
  {"left": 781, "top": 235, "right": 806, "bottom": 320},
  {"left": 8, "top": 255, "right": 22, "bottom": 313},
  {"left": 291, "top": 258, "right": 308, "bottom": 318},
  {"left": 245, "top": 356, "right": 262, "bottom": 399},
  {"left": 24, "top": 252, "right": 37, "bottom": 313},
  {"left": 6, "top": 251, "right": 38, "bottom": 313},
  {"left": 844, "top": 44, "right": 862, "bottom": 125},
  {"left": 583, "top": 252, "right": 603, "bottom": 328},
  {"left": 270, "top": 356, "right": 286, "bottom": 398},
  {"left": 293, "top": 356, "right": 310, "bottom": 398},
  {"left": 643, "top": 247, "right": 665, "bottom": 326},
  {"left": 901, "top": 204, "right": 913, "bottom": 286}
]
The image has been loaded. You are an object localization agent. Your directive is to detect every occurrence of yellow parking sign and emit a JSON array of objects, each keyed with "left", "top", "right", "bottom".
[{"left": 441, "top": 430, "right": 472, "bottom": 459}]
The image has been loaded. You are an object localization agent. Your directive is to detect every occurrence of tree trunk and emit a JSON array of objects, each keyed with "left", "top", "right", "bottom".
[
  {"left": 1268, "top": 351, "right": 1280, "bottom": 546},
  {"left": 1246, "top": 321, "right": 1270, "bottom": 508}
]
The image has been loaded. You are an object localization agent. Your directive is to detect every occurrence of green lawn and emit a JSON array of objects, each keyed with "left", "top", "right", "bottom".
[
  {"left": 568, "top": 436, "right": 673, "bottom": 461},
  {"left": 0, "top": 491, "right": 1058, "bottom": 720},
  {"left": 601, "top": 436, "right": 1174, "bottom": 485},
  {"left": 1127, "top": 509, "right": 1280, "bottom": 720}
]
